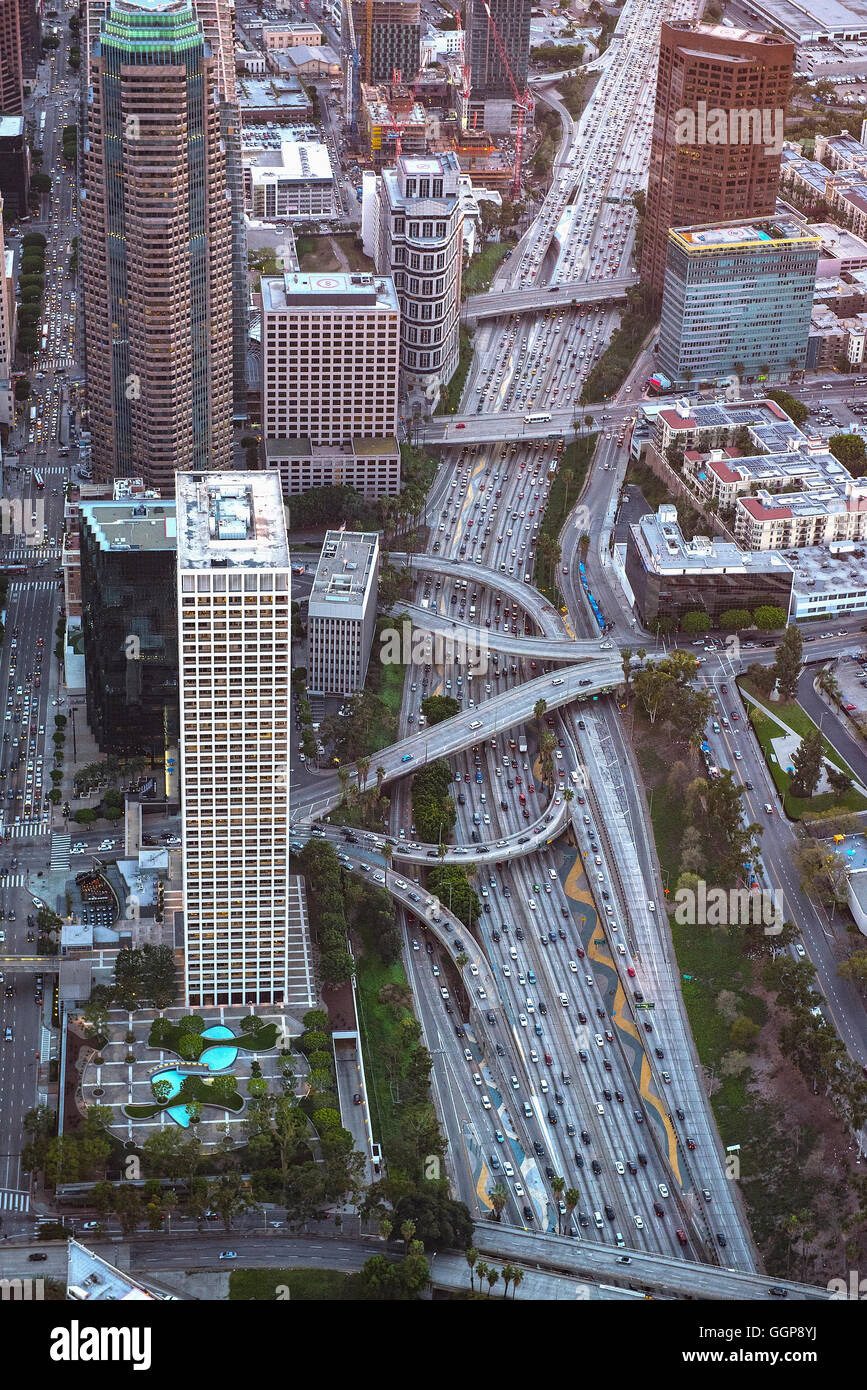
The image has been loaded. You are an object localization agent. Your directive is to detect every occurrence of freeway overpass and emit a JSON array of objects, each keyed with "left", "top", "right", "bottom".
[
  {"left": 290, "top": 658, "right": 622, "bottom": 821},
  {"left": 395, "top": 601, "right": 608, "bottom": 662},
  {"left": 302, "top": 793, "right": 571, "bottom": 867},
  {"left": 470, "top": 1226, "right": 828, "bottom": 1301},
  {"left": 463, "top": 274, "right": 638, "bottom": 323},
  {"left": 420, "top": 402, "right": 632, "bottom": 446},
  {"left": 392, "top": 554, "right": 571, "bottom": 640}
]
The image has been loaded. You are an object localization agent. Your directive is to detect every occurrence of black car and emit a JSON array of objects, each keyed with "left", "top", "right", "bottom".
[
  {"left": 533, "top": 1141, "right": 544, "bottom": 1157},
  {"left": 545, "top": 1165, "right": 555, "bottom": 1179},
  {"left": 566, "top": 1122, "right": 575, "bottom": 1137},
  {"left": 591, "top": 1159, "right": 602, "bottom": 1175},
  {"left": 637, "top": 1152, "right": 648, "bottom": 1166},
  {"left": 578, "top": 1211, "right": 589, "bottom": 1226},
  {"left": 655, "top": 1048, "right": 664, "bottom": 1059},
  {"left": 675, "top": 1107, "right": 685, "bottom": 1120},
  {"left": 496, "top": 1043, "right": 505, "bottom": 1057},
  {"left": 717, "top": 1233, "right": 727, "bottom": 1247},
  {"left": 602, "top": 1088, "right": 612, "bottom": 1100},
  {"left": 614, "top": 1090, "right": 623, "bottom": 1102},
  {"left": 581, "top": 1130, "right": 591, "bottom": 1144},
  {"left": 547, "top": 1110, "right": 558, "bottom": 1125},
  {"left": 523, "top": 1206, "right": 534, "bottom": 1223},
  {"left": 604, "top": 1205, "right": 615, "bottom": 1221},
  {"left": 515, "top": 927, "right": 524, "bottom": 941}
]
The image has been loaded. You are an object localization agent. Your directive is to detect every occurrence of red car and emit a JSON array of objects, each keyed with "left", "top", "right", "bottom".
[{"left": 456, "top": 422, "right": 466, "bottom": 429}]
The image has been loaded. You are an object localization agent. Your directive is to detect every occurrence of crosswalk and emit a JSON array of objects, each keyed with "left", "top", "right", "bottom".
[
  {"left": 41, "top": 358, "right": 74, "bottom": 370},
  {"left": 1, "top": 820, "right": 50, "bottom": 839},
  {"left": 0, "top": 873, "right": 26, "bottom": 887},
  {"left": 0, "top": 1190, "right": 30, "bottom": 1213},
  {"left": 8, "top": 581, "right": 61, "bottom": 594},
  {"left": 50, "top": 833, "right": 70, "bottom": 871},
  {"left": 1, "top": 548, "right": 63, "bottom": 559}
]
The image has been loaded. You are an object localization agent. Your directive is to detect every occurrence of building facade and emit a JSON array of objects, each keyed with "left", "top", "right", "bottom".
[
  {"left": 658, "top": 217, "right": 820, "bottom": 386},
  {"left": 624, "top": 505, "right": 794, "bottom": 627},
  {"left": 0, "top": 115, "right": 30, "bottom": 219},
  {"left": 307, "top": 530, "right": 380, "bottom": 696},
  {"left": 248, "top": 140, "right": 336, "bottom": 219},
  {"left": 261, "top": 269, "right": 400, "bottom": 447},
  {"left": 265, "top": 438, "right": 401, "bottom": 498},
  {"left": 176, "top": 471, "right": 307, "bottom": 1009},
  {"left": 642, "top": 23, "right": 794, "bottom": 296},
  {"left": 81, "top": 0, "right": 233, "bottom": 492},
  {"left": 377, "top": 153, "right": 463, "bottom": 406},
  {"left": 79, "top": 495, "right": 179, "bottom": 759},
  {"left": 0, "top": 0, "right": 24, "bottom": 114}
]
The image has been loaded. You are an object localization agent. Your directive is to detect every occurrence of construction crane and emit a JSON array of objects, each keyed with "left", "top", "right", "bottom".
[
  {"left": 388, "top": 64, "right": 426, "bottom": 158},
  {"left": 480, "top": 0, "right": 531, "bottom": 199}
]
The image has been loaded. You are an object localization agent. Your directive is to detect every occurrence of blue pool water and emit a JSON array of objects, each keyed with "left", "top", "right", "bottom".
[
  {"left": 201, "top": 1025, "right": 238, "bottom": 1069},
  {"left": 168, "top": 1105, "right": 192, "bottom": 1128}
]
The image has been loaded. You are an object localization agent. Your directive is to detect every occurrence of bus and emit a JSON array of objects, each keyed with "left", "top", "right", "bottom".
[
  {"left": 29, "top": 406, "right": 36, "bottom": 424},
  {"left": 0, "top": 565, "right": 27, "bottom": 577},
  {"left": 524, "top": 411, "right": 552, "bottom": 424},
  {"left": 34, "top": 471, "right": 45, "bottom": 489}
]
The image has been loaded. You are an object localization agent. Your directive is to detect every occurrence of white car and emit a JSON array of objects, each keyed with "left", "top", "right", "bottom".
[
  {"left": 658, "top": 1183, "right": 669, "bottom": 1198},
  {"left": 595, "top": 1034, "right": 604, "bottom": 1047},
  {"left": 615, "top": 1161, "right": 625, "bottom": 1175},
  {"left": 518, "top": 1013, "right": 528, "bottom": 1028},
  {"left": 633, "top": 1214, "right": 644, "bottom": 1230},
  {"left": 472, "top": 1072, "right": 482, "bottom": 1087},
  {"left": 527, "top": 898, "right": 537, "bottom": 911},
  {"left": 469, "top": 963, "right": 479, "bottom": 976},
  {"left": 568, "top": 960, "right": 578, "bottom": 973},
  {"left": 503, "top": 1161, "right": 515, "bottom": 1177}
]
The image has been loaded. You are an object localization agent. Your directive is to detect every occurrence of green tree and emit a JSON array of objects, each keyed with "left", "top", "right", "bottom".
[
  {"left": 828, "top": 432, "right": 867, "bottom": 476},
  {"left": 420, "top": 694, "right": 460, "bottom": 725},
  {"left": 789, "top": 729, "right": 824, "bottom": 799},
  {"left": 753, "top": 606, "right": 787, "bottom": 631},
  {"left": 772, "top": 624, "right": 803, "bottom": 701},
  {"left": 680, "top": 611, "right": 711, "bottom": 635},
  {"left": 719, "top": 609, "right": 753, "bottom": 632}
]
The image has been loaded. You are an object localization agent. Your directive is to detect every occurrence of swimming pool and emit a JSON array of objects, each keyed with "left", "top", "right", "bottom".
[{"left": 152, "top": 1068, "right": 185, "bottom": 1099}]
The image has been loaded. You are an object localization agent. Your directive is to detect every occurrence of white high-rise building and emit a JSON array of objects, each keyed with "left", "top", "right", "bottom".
[
  {"left": 176, "top": 470, "right": 313, "bottom": 1010},
  {"left": 376, "top": 151, "right": 464, "bottom": 409},
  {"left": 307, "top": 530, "right": 380, "bottom": 696}
]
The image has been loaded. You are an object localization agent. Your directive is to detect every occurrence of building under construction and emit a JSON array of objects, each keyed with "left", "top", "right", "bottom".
[
  {"left": 351, "top": 0, "right": 420, "bottom": 83},
  {"left": 465, "top": 0, "right": 531, "bottom": 134},
  {"left": 361, "top": 81, "right": 428, "bottom": 167}
]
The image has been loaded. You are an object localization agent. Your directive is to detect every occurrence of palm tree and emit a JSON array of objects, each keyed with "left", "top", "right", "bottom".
[
  {"left": 621, "top": 646, "right": 633, "bottom": 687},
  {"left": 637, "top": 647, "right": 646, "bottom": 664},
  {"left": 376, "top": 765, "right": 386, "bottom": 791},
  {"left": 379, "top": 1217, "right": 393, "bottom": 1241},
  {"left": 382, "top": 841, "right": 393, "bottom": 871},
  {"left": 475, "top": 1259, "right": 489, "bottom": 1291},
  {"left": 585, "top": 413, "right": 594, "bottom": 432},
  {"left": 486, "top": 1267, "right": 500, "bottom": 1297},
  {"left": 337, "top": 767, "right": 350, "bottom": 805},
  {"left": 564, "top": 1187, "right": 580, "bottom": 1234},
  {"left": 563, "top": 788, "right": 574, "bottom": 804},
  {"left": 437, "top": 840, "right": 448, "bottom": 862},
  {"left": 357, "top": 756, "right": 370, "bottom": 794},
  {"left": 488, "top": 1183, "right": 508, "bottom": 1223},
  {"left": 500, "top": 1265, "right": 513, "bottom": 1299},
  {"left": 400, "top": 1218, "right": 416, "bottom": 1244},
  {"left": 465, "top": 1246, "right": 478, "bottom": 1292},
  {"left": 534, "top": 697, "right": 547, "bottom": 729},
  {"left": 551, "top": 1175, "right": 565, "bottom": 1233},
  {"left": 539, "top": 729, "right": 557, "bottom": 786},
  {"left": 510, "top": 1267, "right": 523, "bottom": 1299}
]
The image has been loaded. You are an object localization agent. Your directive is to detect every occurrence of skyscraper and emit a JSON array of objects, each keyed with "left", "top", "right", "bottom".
[
  {"left": 0, "top": 0, "right": 24, "bottom": 114},
  {"left": 79, "top": 493, "right": 179, "bottom": 759},
  {"left": 465, "top": 0, "right": 530, "bottom": 132},
  {"left": 377, "top": 152, "right": 464, "bottom": 408},
  {"left": 176, "top": 471, "right": 312, "bottom": 1010},
  {"left": 81, "top": 0, "right": 233, "bottom": 492},
  {"left": 351, "top": 0, "right": 420, "bottom": 84},
  {"left": 642, "top": 22, "right": 794, "bottom": 295}
]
